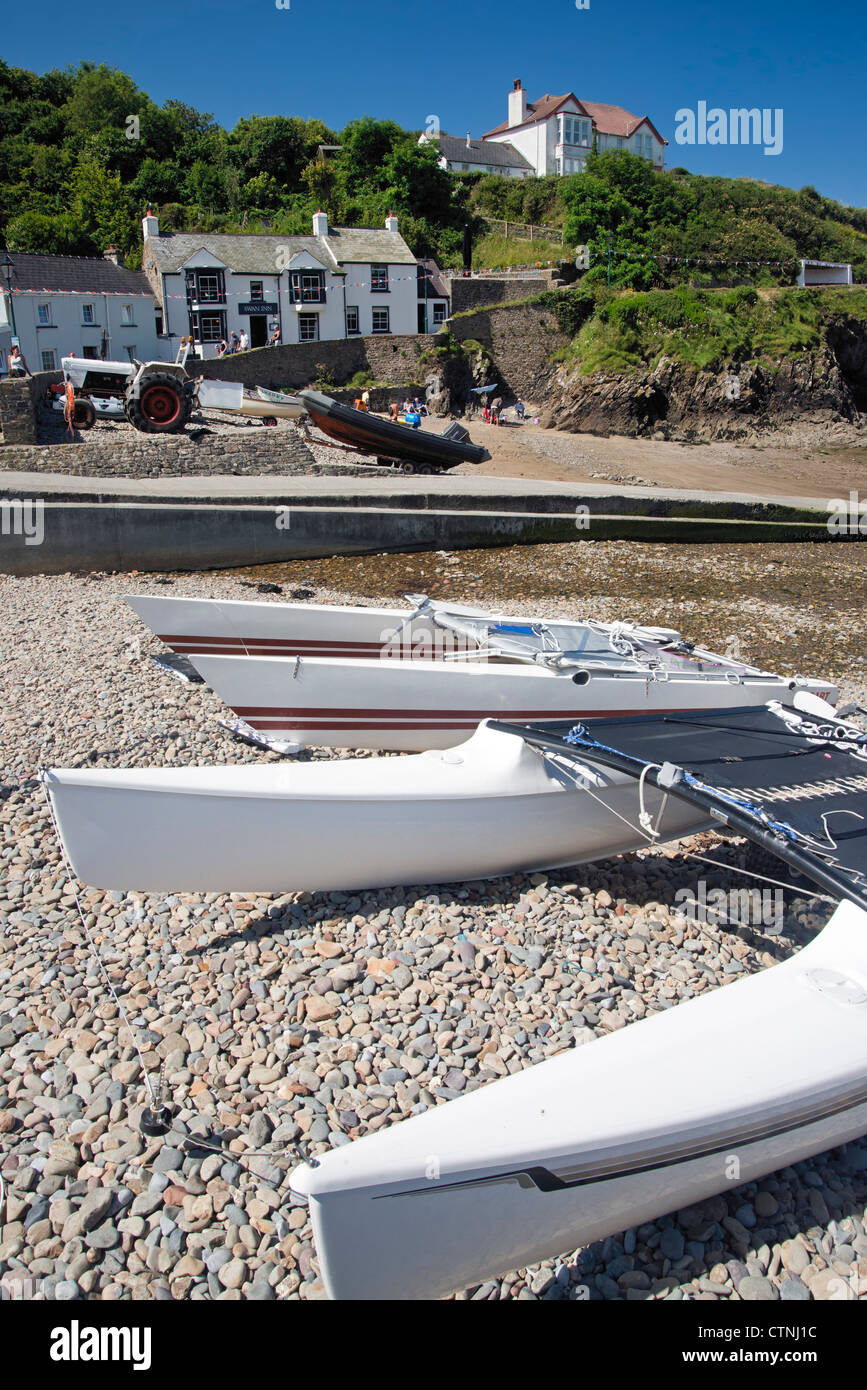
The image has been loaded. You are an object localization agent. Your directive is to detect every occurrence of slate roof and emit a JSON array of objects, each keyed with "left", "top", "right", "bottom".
[
  {"left": 1, "top": 251, "right": 153, "bottom": 295},
  {"left": 145, "top": 227, "right": 417, "bottom": 274},
  {"left": 417, "top": 258, "right": 450, "bottom": 300},
  {"left": 432, "top": 134, "right": 533, "bottom": 171},
  {"left": 146, "top": 234, "right": 332, "bottom": 274}
]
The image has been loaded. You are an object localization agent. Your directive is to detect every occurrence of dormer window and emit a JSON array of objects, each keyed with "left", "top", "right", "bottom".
[{"left": 289, "top": 270, "right": 325, "bottom": 304}]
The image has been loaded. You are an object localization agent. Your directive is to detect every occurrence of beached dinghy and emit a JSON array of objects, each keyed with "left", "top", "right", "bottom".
[
  {"left": 125, "top": 593, "right": 837, "bottom": 751},
  {"left": 299, "top": 390, "right": 490, "bottom": 472},
  {"left": 289, "top": 701, "right": 867, "bottom": 1299}
]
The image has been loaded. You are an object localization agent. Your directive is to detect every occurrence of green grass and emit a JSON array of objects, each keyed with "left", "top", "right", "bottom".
[
  {"left": 551, "top": 284, "right": 867, "bottom": 375},
  {"left": 471, "top": 233, "right": 565, "bottom": 270}
]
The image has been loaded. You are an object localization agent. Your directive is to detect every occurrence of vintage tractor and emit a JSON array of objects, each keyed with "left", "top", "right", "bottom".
[
  {"left": 59, "top": 354, "right": 195, "bottom": 434},
  {"left": 57, "top": 346, "right": 304, "bottom": 434}
]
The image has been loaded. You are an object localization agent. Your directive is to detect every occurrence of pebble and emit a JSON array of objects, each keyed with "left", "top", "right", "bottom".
[{"left": 0, "top": 564, "right": 864, "bottom": 1303}]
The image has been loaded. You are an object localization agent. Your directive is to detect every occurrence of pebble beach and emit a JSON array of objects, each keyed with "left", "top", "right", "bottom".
[{"left": 2, "top": 540, "right": 867, "bottom": 1301}]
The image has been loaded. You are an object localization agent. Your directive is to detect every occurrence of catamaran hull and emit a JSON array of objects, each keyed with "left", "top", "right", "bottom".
[
  {"left": 290, "top": 900, "right": 867, "bottom": 1299},
  {"left": 42, "top": 724, "right": 709, "bottom": 893},
  {"left": 187, "top": 650, "right": 835, "bottom": 752},
  {"left": 125, "top": 593, "right": 423, "bottom": 660}
]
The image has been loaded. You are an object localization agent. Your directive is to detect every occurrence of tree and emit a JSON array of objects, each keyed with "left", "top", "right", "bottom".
[
  {"left": 6, "top": 211, "right": 92, "bottom": 255},
  {"left": 65, "top": 62, "right": 148, "bottom": 137}
]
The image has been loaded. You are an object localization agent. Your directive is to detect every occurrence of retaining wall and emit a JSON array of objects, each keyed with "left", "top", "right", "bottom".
[
  {"left": 0, "top": 371, "right": 62, "bottom": 445},
  {"left": 448, "top": 277, "right": 550, "bottom": 314},
  {"left": 0, "top": 425, "right": 398, "bottom": 478},
  {"left": 449, "top": 301, "right": 569, "bottom": 400}
]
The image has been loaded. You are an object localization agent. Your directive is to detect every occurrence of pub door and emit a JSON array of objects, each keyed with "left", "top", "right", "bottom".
[{"left": 249, "top": 316, "right": 268, "bottom": 348}]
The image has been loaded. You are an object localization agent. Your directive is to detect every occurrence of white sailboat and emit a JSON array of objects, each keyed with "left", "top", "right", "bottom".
[{"left": 126, "top": 593, "right": 837, "bottom": 752}]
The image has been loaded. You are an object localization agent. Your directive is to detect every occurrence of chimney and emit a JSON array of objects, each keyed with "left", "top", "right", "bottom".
[
  {"left": 508, "top": 79, "right": 527, "bottom": 128},
  {"left": 384, "top": 212, "right": 399, "bottom": 234},
  {"left": 312, "top": 208, "right": 328, "bottom": 237},
  {"left": 466, "top": 131, "right": 472, "bottom": 148},
  {"left": 142, "top": 204, "right": 159, "bottom": 241},
  {"left": 103, "top": 245, "right": 123, "bottom": 266}
]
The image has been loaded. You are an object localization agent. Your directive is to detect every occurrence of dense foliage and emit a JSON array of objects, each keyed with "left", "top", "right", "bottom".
[
  {"left": 0, "top": 61, "right": 477, "bottom": 266},
  {"left": 542, "top": 283, "right": 867, "bottom": 375},
  {"left": 2, "top": 59, "right": 865, "bottom": 286},
  {"left": 466, "top": 151, "right": 867, "bottom": 286}
]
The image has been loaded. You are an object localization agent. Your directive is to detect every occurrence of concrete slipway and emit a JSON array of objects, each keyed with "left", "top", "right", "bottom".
[{"left": 0, "top": 472, "right": 850, "bottom": 576}]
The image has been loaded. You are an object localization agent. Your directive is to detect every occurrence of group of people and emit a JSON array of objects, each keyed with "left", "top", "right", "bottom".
[
  {"left": 215, "top": 324, "right": 281, "bottom": 356},
  {"left": 216, "top": 329, "right": 249, "bottom": 357},
  {"left": 389, "top": 396, "right": 428, "bottom": 423},
  {"left": 479, "top": 395, "right": 526, "bottom": 425}
]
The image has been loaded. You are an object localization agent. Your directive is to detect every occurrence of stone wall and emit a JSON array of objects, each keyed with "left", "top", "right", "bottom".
[
  {"left": 448, "top": 277, "right": 550, "bottom": 315},
  {"left": 448, "top": 301, "right": 569, "bottom": 401},
  {"left": 0, "top": 427, "right": 381, "bottom": 478},
  {"left": 194, "top": 333, "right": 443, "bottom": 391},
  {"left": 0, "top": 370, "right": 61, "bottom": 445}
]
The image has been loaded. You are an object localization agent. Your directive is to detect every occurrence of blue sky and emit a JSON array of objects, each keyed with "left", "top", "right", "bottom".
[{"left": 4, "top": 0, "right": 867, "bottom": 205}]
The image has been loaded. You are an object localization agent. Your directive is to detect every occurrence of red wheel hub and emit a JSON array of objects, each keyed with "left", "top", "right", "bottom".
[{"left": 141, "top": 385, "right": 180, "bottom": 424}]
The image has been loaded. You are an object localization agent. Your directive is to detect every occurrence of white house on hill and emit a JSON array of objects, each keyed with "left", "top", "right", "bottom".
[
  {"left": 482, "top": 80, "right": 667, "bottom": 176},
  {"left": 141, "top": 209, "right": 437, "bottom": 359}
]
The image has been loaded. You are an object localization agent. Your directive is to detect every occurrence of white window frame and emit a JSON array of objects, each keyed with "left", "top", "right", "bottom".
[
  {"left": 371, "top": 264, "right": 389, "bottom": 293},
  {"left": 41, "top": 349, "right": 56, "bottom": 371},
  {"left": 298, "top": 313, "right": 319, "bottom": 342},
  {"left": 432, "top": 302, "right": 447, "bottom": 324},
  {"left": 121, "top": 303, "right": 134, "bottom": 325},
  {"left": 82, "top": 303, "right": 95, "bottom": 324},
  {"left": 82, "top": 345, "right": 100, "bottom": 360},
  {"left": 198, "top": 314, "right": 225, "bottom": 343},
  {"left": 37, "top": 303, "right": 52, "bottom": 325},
  {"left": 345, "top": 305, "right": 360, "bottom": 335},
  {"left": 371, "top": 306, "right": 390, "bottom": 334}
]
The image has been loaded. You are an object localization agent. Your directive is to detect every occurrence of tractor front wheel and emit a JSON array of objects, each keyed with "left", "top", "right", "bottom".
[{"left": 125, "top": 373, "right": 192, "bottom": 434}]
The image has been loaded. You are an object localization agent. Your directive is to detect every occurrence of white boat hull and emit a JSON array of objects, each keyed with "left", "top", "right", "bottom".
[
  {"left": 188, "top": 650, "right": 834, "bottom": 752},
  {"left": 124, "top": 594, "right": 484, "bottom": 659},
  {"left": 290, "top": 900, "right": 867, "bottom": 1300},
  {"left": 43, "top": 724, "right": 709, "bottom": 893}
]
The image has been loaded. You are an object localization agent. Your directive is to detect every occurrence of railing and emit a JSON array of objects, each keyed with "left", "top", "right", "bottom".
[
  {"left": 482, "top": 218, "right": 564, "bottom": 244},
  {"left": 442, "top": 268, "right": 557, "bottom": 281}
]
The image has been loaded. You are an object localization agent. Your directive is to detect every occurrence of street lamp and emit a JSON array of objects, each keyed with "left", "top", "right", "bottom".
[{"left": 0, "top": 250, "right": 18, "bottom": 340}]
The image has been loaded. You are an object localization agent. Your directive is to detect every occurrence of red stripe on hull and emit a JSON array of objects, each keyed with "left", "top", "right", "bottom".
[{"left": 240, "top": 707, "right": 686, "bottom": 730}]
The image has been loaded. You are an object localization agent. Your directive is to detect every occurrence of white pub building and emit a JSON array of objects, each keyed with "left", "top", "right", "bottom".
[{"left": 141, "top": 208, "right": 445, "bottom": 359}]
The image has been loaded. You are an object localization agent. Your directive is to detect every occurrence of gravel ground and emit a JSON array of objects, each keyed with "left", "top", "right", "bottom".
[{"left": 1, "top": 547, "right": 867, "bottom": 1302}]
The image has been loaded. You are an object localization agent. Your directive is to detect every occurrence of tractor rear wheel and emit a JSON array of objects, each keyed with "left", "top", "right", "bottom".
[{"left": 126, "top": 373, "right": 192, "bottom": 434}]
